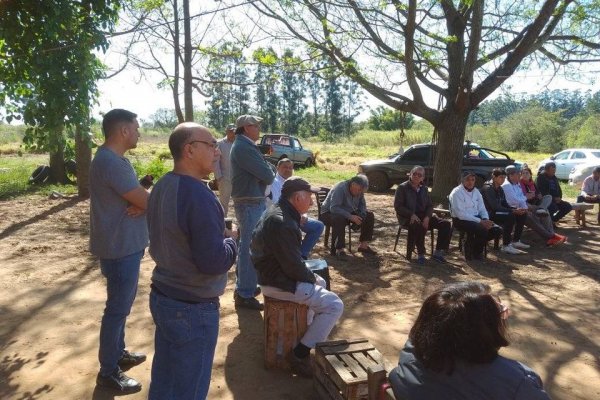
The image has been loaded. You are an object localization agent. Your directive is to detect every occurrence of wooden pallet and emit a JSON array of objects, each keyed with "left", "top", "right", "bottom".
[{"left": 314, "top": 338, "right": 386, "bottom": 400}]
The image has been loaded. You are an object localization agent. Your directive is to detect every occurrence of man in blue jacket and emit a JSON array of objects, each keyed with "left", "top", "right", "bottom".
[
  {"left": 231, "top": 115, "right": 275, "bottom": 310},
  {"left": 147, "top": 123, "right": 237, "bottom": 400}
]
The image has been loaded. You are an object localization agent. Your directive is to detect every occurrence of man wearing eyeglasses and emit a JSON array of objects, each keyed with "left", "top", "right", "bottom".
[
  {"left": 394, "top": 166, "right": 452, "bottom": 264},
  {"left": 230, "top": 115, "right": 275, "bottom": 310},
  {"left": 147, "top": 122, "right": 237, "bottom": 399}
]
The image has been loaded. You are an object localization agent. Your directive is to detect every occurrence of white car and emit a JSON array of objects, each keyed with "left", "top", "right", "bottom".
[
  {"left": 569, "top": 161, "right": 600, "bottom": 187},
  {"left": 537, "top": 148, "right": 600, "bottom": 180}
]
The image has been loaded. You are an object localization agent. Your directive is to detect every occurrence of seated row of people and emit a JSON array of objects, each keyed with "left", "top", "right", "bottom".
[{"left": 395, "top": 165, "right": 568, "bottom": 262}]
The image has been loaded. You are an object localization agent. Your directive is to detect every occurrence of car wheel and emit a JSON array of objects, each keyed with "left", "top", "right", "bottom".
[
  {"left": 304, "top": 158, "right": 313, "bottom": 168},
  {"left": 366, "top": 171, "right": 391, "bottom": 192}
]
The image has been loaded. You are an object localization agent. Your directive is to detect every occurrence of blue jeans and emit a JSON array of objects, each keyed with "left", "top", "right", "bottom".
[
  {"left": 148, "top": 291, "right": 220, "bottom": 400},
  {"left": 98, "top": 250, "right": 144, "bottom": 376},
  {"left": 234, "top": 200, "right": 265, "bottom": 298},
  {"left": 300, "top": 217, "right": 325, "bottom": 259}
]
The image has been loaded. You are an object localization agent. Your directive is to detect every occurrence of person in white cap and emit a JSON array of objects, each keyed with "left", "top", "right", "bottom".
[{"left": 230, "top": 115, "right": 275, "bottom": 310}]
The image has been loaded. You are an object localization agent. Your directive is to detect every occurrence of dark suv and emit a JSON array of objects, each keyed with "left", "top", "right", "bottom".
[{"left": 358, "top": 142, "right": 521, "bottom": 192}]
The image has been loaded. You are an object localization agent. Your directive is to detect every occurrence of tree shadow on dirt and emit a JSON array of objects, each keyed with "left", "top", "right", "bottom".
[
  {"left": 0, "top": 197, "right": 82, "bottom": 241},
  {"left": 0, "top": 342, "right": 53, "bottom": 400}
]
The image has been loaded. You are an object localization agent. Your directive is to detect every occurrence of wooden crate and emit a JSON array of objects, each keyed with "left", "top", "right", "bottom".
[
  {"left": 263, "top": 296, "right": 308, "bottom": 370},
  {"left": 314, "top": 338, "right": 386, "bottom": 400}
]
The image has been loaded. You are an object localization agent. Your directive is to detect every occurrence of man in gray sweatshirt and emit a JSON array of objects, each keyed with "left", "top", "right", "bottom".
[{"left": 147, "top": 123, "right": 237, "bottom": 399}]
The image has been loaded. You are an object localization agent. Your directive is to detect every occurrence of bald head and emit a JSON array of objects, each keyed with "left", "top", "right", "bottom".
[{"left": 169, "top": 122, "right": 211, "bottom": 161}]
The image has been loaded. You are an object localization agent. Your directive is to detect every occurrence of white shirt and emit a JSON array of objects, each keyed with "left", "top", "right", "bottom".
[
  {"left": 502, "top": 180, "right": 528, "bottom": 209},
  {"left": 449, "top": 184, "right": 489, "bottom": 223},
  {"left": 270, "top": 173, "right": 286, "bottom": 203}
]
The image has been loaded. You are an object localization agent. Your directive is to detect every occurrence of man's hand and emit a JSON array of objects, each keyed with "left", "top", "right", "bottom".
[
  {"left": 126, "top": 205, "right": 146, "bottom": 218},
  {"left": 525, "top": 192, "right": 535, "bottom": 200},
  {"left": 349, "top": 214, "right": 363, "bottom": 225},
  {"left": 513, "top": 208, "right": 527, "bottom": 215},
  {"left": 480, "top": 219, "right": 494, "bottom": 230},
  {"left": 225, "top": 225, "right": 239, "bottom": 240},
  {"left": 421, "top": 216, "right": 430, "bottom": 230},
  {"left": 409, "top": 214, "right": 420, "bottom": 224},
  {"left": 300, "top": 215, "right": 308, "bottom": 226}
]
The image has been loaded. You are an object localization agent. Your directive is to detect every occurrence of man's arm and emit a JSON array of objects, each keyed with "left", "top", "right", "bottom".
[
  {"left": 213, "top": 149, "right": 223, "bottom": 180},
  {"left": 237, "top": 143, "right": 275, "bottom": 184},
  {"left": 122, "top": 186, "right": 149, "bottom": 210},
  {"left": 329, "top": 184, "right": 353, "bottom": 219},
  {"left": 270, "top": 223, "right": 316, "bottom": 284},
  {"left": 394, "top": 185, "right": 413, "bottom": 218}
]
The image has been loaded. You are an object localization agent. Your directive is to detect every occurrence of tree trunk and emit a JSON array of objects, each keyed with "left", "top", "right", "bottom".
[
  {"left": 183, "top": 0, "right": 193, "bottom": 121},
  {"left": 75, "top": 126, "right": 92, "bottom": 198},
  {"left": 172, "top": 0, "right": 184, "bottom": 123},
  {"left": 48, "top": 128, "right": 68, "bottom": 184},
  {"left": 430, "top": 111, "right": 469, "bottom": 205}
]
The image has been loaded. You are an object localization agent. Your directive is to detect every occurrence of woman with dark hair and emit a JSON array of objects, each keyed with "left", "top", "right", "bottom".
[
  {"left": 520, "top": 167, "right": 552, "bottom": 210},
  {"left": 389, "top": 282, "right": 551, "bottom": 400}
]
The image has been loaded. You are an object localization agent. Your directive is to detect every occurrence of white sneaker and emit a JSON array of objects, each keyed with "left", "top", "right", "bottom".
[
  {"left": 512, "top": 240, "right": 530, "bottom": 250},
  {"left": 501, "top": 244, "right": 526, "bottom": 254}
]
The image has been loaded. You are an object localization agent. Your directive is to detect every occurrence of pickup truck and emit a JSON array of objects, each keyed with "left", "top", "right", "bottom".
[
  {"left": 258, "top": 134, "right": 315, "bottom": 167},
  {"left": 358, "top": 142, "right": 522, "bottom": 192}
]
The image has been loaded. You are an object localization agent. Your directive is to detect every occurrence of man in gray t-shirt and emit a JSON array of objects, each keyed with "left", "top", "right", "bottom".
[{"left": 90, "top": 109, "right": 149, "bottom": 394}]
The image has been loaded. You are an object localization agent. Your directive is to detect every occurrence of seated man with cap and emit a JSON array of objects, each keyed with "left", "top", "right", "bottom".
[
  {"left": 251, "top": 177, "right": 344, "bottom": 378},
  {"left": 270, "top": 158, "right": 325, "bottom": 259},
  {"left": 449, "top": 171, "right": 502, "bottom": 260},
  {"left": 535, "top": 162, "right": 572, "bottom": 223}
]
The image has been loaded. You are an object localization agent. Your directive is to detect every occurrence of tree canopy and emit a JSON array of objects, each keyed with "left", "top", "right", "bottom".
[
  {"left": 247, "top": 0, "right": 600, "bottom": 199},
  {"left": 0, "top": 0, "right": 121, "bottom": 189}
]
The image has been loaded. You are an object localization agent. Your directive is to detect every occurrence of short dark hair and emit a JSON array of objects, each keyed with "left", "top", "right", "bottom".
[
  {"left": 409, "top": 281, "right": 509, "bottom": 374},
  {"left": 102, "top": 109, "right": 137, "bottom": 138},
  {"left": 593, "top": 166, "right": 600, "bottom": 174},
  {"left": 492, "top": 168, "right": 506, "bottom": 177},
  {"left": 235, "top": 126, "right": 245, "bottom": 135},
  {"left": 168, "top": 125, "right": 196, "bottom": 161}
]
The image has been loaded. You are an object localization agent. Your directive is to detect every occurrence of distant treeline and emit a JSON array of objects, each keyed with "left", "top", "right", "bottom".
[{"left": 467, "top": 89, "right": 600, "bottom": 152}]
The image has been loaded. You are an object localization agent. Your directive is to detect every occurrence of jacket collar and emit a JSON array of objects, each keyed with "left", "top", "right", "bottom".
[{"left": 278, "top": 198, "right": 301, "bottom": 222}]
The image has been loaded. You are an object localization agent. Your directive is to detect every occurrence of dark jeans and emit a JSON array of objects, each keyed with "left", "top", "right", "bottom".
[
  {"left": 98, "top": 250, "right": 144, "bottom": 376},
  {"left": 320, "top": 211, "right": 374, "bottom": 250},
  {"left": 405, "top": 215, "right": 452, "bottom": 255},
  {"left": 452, "top": 218, "right": 502, "bottom": 259},
  {"left": 491, "top": 212, "right": 527, "bottom": 245},
  {"left": 149, "top": 290, "right": 220, "bottom": 400},
  {"left": 547, "top": 200, "right": 572, "bottom": 222}
]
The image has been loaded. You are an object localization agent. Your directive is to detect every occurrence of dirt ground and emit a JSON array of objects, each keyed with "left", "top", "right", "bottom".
[{"left": 0, "top": 191, "right": 599, "bottom": 400}]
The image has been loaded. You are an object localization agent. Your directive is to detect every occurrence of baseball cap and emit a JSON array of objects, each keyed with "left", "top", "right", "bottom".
[
  {"left": 226, "top": 123, "right": 236, "bottom": 131},
  {"left": 281, "top": 176, "right": 320, "bottom": 199},
  {"left": 505, "top": 165, "right": 518, "bottom": 175},
  {"left": 236, "top": 115, "right": 263, "bottom": 128}
]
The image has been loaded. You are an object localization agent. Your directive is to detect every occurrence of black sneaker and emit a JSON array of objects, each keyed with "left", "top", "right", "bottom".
[
  {"left": 96, "top": 369, "right": 142, "bottom": 393},
  {"left": 234, "top": 291, "right": 264, "bottom": 310},
  {"left": 286, "top": 352, "right": 313, "bottom": 378},
  {"left": 118, "top": 350, "right": 147, "bottom": 367}
]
